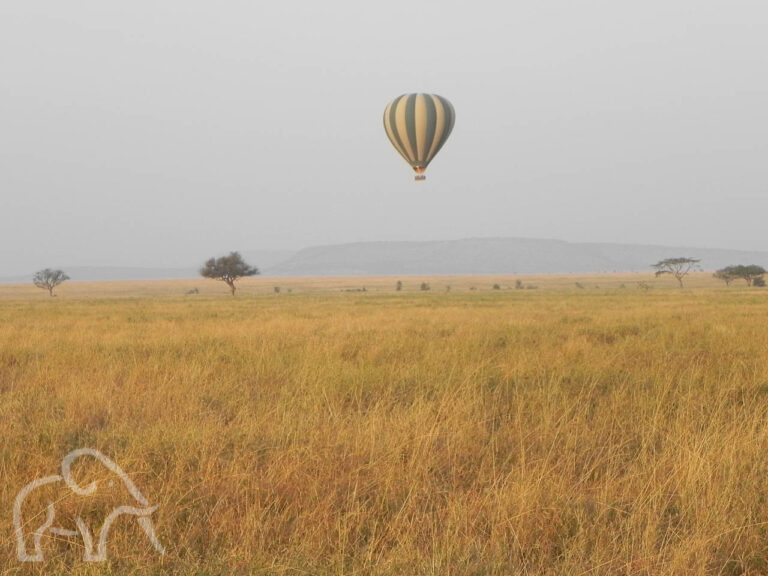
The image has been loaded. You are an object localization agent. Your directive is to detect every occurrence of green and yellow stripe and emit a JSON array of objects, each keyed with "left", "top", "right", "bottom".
[{"left": 383, "top": 93, "right": 455, "bottom": 178}]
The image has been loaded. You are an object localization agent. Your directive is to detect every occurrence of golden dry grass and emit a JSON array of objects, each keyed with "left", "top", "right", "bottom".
[{"left": 2, "top": 274, "right": 768, "bottom": 574}]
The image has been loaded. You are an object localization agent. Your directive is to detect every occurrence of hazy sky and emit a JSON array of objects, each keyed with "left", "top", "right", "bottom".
[{"left": 1, "top": 1, "right": 767, "bottom": 274}]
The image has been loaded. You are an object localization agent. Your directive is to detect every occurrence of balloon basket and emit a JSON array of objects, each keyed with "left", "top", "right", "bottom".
[{"left": 414, "top": 175, "right": 426, "bottom": 181}]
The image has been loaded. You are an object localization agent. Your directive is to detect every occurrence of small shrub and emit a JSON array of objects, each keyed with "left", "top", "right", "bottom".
[
  {"left": 186, "top": 288, "right": 200, "bottom": 295},
  {"left": 396, "top": 281, "right": 403, "bottom": 291},
  {"left": 420, "top": 282, "right": 431, "bottom": 291},
  {"left": 469, "top": 286, "right": 477, "bottom": 291},
  {"left": 274, "top": 286, "right": 281, "bottom": 294},
  {"left": 492, "top": 283, "right": 501, "bottom": 290},
  {"left": 515, "top": 280, "right": 524, "bottom": 290},
  {"left": 575, "top": 282, "right": 585, "bottom": 289},
  {"left": 754, "top": 277, "right": 766, "bottom": 287}
]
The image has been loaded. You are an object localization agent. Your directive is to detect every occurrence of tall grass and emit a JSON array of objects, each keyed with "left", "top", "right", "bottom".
[{"left": 1, "top": 279, "right": 768, "bottom": 574}]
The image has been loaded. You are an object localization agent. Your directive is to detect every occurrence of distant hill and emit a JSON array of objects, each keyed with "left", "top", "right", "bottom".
[
  {"left": 0, "top": 266, "right": 200, "bottom": 283},
  {"left": 240, "top": 249, "right": 297, "bottom": 270},
  {"left": 264, "top": 238, "right": 768, "bottom": 276},
  {"left": 2, "top": 239, "right": 766, "bottom": 283},
  {"left": 0, "top": 250, "right": 296, "bottom": 284}
]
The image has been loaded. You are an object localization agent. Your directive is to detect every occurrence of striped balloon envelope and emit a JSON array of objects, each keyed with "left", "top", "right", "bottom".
[{"left": 383, "top": 93, "right": 455, "bottom": 181}]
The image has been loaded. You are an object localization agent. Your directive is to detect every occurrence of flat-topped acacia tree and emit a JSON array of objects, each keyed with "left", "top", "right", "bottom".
[
  {"left": 713, "top": 268, "right": 736, "bottom": 286},
  {"left": 200, "top": 252, "right": 259, "bottom": 296},
  {"left": 714, "top": 265, "right": 766, "bottom": 287},
  {"left": 651, "top": 257, "right": 701, "bottom": 288}
]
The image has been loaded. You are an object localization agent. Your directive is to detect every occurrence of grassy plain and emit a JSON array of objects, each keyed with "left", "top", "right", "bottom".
[{"left": 2, "top": 273, "right": 768, "bottom": 575}]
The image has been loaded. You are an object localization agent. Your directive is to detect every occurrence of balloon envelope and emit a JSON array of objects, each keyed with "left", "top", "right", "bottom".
[{"left": 383, "top": 93, "right": 455, "bottom": 181}]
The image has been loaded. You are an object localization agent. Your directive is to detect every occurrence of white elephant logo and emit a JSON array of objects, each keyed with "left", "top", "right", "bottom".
[{"left": 13, "top": 448, "right": 166, "bottom": 562}]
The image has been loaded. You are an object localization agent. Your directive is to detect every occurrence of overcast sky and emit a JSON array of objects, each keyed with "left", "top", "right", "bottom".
[{"left": 1, "top": 1, "right": 767, "bottom": 274}]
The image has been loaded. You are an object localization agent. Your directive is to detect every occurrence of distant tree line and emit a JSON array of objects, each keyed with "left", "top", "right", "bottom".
[
  {"left": 26, "top": 254, "right": 767, "bottom": 297},
  {"left": 713, "top": 265, "right": 766, "bottom": 287},
  {"left": 651, "top": 258, "right": 766, "bottom": 288}
]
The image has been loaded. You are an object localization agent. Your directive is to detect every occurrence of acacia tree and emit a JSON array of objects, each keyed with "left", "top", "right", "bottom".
[
  {"left": 33, "top": 268, "right": 70, "bottom": 296},
  {"left": 716, "top": 265, "right": 767, "bottom": 287},
  {"left": 651, "top": 257, "right": 700, "bottom": 288},
  {"left": 713, "top": 268, "right": 736, "bottom": 286},
  {"left": 200, "top": 252, "right": 259, "bottom": 295}
]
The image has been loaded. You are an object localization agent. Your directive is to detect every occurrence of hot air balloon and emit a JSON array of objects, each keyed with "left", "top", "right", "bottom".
[{"left": 383, "top": 93, "right": 455, "bottom": 181}]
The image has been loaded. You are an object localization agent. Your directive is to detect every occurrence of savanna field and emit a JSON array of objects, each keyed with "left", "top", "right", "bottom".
[{"left": 2, "top": 274, "right": 768, "bottom": 575}]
